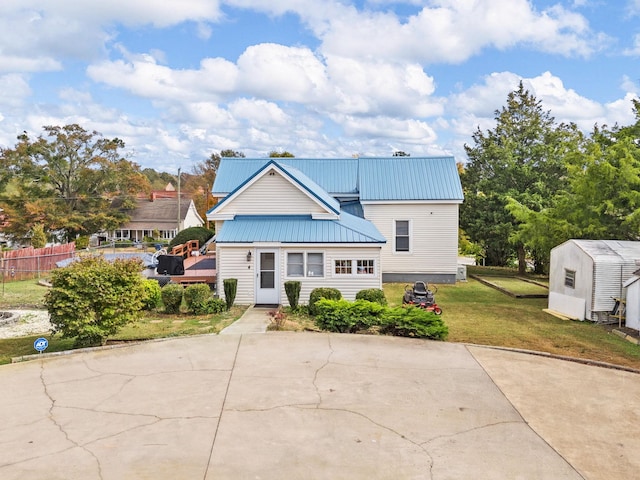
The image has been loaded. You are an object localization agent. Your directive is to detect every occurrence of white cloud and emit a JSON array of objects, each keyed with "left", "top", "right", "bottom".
[
  {"left": 327, "top": 57, "right": 442, "bottom": 117},
  {"left": 315, "top": 0, "right": 605, "bottom": 63},
  {"left": 0, "top": 1, "right": 223, "bottom": 72},
  {"left": 0, "top": 74, "right": 32, "bottom": 108},
  {"left": 86, "top": 55, "right": 239, "bottom": 102},
  {"left": 237, "top": 44, "right": 329, "bottom": 103}
]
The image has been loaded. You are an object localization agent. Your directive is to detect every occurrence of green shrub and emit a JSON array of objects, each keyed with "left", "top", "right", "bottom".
[
  {"left": 308, "top": 287, "right": 342, "bottom": 316},
  {"left": 169, "top": 226, "right": 215, "bottom": 249},
  {"left": 284, "top": 281, "right": 301, "bottom": 310},
  {"left": 44, "top": 256, "right": 146, "bottom": 347},
  {"left": 161, "top": 283, "right": 184, "bottom": 314},
  {"left": 184, "top": 284, "right": 212, "bottom": 314},
  {"left": 379, "top": 306, "right": 448, "bottom": 340},
  {"left": 141, "top": 279, "right": 162, "bottom": 310},
  {"left": 223, "top": 278, "right": 237, "bottom": 310},
  {"left": 202, "top": 297, "right": 227, "bottom": 314},
  {"left": 312, "top": 298, "right": 448, "bottom": 341},
  {"left": 314, "top": 298, "right": 385, "bottom": 333},
  {"left": 355, "top": 288, "right": 387, "bottom": 305},
  {"left": 74, "top": 235, "right": 90, "bottom": 250}
]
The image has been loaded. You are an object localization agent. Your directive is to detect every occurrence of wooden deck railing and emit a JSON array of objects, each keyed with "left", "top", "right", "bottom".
[{"left": 170, "top": 239, "right": 199, "bottom": 258}]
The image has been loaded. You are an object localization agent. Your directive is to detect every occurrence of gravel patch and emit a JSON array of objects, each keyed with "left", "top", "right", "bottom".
[{"left": 0, "top": 310, "right": 52, "bottom": 339}]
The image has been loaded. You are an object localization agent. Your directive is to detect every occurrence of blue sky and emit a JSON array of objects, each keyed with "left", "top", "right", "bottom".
[{"left": 0, "top": 0, "right": 639, "bottom": 173}]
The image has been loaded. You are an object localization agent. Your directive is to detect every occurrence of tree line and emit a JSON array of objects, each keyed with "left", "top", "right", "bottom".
[{"left": 461, "top": 81, "right": 640, "bottom": 273}]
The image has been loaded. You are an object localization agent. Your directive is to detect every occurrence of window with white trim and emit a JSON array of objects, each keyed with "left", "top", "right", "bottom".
[
  {"left": 334, "top": 259, "right": 376, "bottom": 276},
  {"left": 286, "top": 252, "right": 324, "bottom": 278},
  {"left": 287, "top": 253, "right": 304, "bottom": 277},
  {"left": 357, "top": 259, "right": 374, "bottom": 274},
  {"left": 307, "top": 252, "right": 324, "bottom": 277},
  {"left": 395, "top": 220, "right": 410, "bottom": 252}
]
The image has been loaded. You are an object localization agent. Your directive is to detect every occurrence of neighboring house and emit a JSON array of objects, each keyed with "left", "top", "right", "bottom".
[
  {"left": 548, "top": 239, "right": 640, "bottom": 322},
  {"left": 110, "top": 196, "right": 204, "bottom": 242},
  {"left": 207, "top": 157, "right": 463, "bottom": 305}
]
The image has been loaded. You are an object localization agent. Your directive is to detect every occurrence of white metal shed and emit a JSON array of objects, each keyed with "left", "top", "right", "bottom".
[
  {"left": 622, "top": 273, "right": 640, "bottom": 331},
  {"left": 548, "top": 240, "right": 640, "bottom": 322}
]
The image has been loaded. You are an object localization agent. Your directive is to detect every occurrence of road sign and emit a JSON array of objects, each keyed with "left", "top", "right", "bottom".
[{"left": 34, "top": 337, "right": 48, "bottom": 353}]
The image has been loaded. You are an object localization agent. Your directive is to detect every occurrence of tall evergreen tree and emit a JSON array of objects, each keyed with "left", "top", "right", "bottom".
[{"left": 461, "top": 82, "right": 581, "bottom": 273}]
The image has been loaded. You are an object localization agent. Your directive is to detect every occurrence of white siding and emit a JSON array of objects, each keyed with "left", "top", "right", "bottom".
[
  {"left": 183, "top": 201, "right": 204, "bottom": 229},
  {"left": 549, "top": 242, "right": 594, "bottom": 320},
  {"left": 281, "top": 246, "right": 382, "bottom": 304},
  {"left": 625, "top": 279, "right": 640, "bottom": 331},
  {"left": 217, "top": 244, "right": 382, "bottom": 305},
  {"left": 215, "top": 173, "right": 327, "bottom": 216},
  {"left": 215, "top": 245, "right": 256, "bottom": 305},
  {"left": 363, "top": 203, "right": 458, "bottom": 275}
]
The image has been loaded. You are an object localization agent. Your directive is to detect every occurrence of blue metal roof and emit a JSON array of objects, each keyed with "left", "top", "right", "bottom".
[
  {"left": 213, "top": 158, "right": 359, "bottom": 195},
  {"left": 212, "top": 156, "right": 463, "bottom": 202},
  {"left": 358, "top": 157, "right": 464, "bottom": 201},
  {"left": 209, "top": 160, "right": 340, "bottom": 216},
  {"left": 216, "top": 214, "right": 386, "bottom": 244}
]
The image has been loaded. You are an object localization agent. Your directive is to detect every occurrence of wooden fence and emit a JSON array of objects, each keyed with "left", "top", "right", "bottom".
[{"left": 1, "top": 243, "right": 76, "bottom": 282}]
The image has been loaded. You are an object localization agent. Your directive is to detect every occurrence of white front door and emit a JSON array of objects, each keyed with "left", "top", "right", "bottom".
[{"left": 255, "top": 249, "right": 280, "bottom": 305}]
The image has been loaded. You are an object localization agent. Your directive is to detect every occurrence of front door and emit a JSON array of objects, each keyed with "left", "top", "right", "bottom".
[{"left": 255, "top": 249, "right": 279, "bottom": 305}]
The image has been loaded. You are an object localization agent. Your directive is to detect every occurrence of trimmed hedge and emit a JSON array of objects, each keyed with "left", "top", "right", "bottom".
[
  {"left": 355, "top": 288, "right": 387, "bottom": 305},
  {"left": 184, "top": 284, "right": 212, "bottom": 315},
  {"left": 308, "top": 287, "right": 342, "bottom": 316},
  {"left": 161, "top": 283, "right": 184, "bottom": 314},
  {"left": 223, "top": 278, "right": 237, "bottom": 310},
  {"left": 284, "top": 281, "right": 301, "bottom": 310},
  {"left": 141, "top": 279, "right": 162, "bottom": 310}
]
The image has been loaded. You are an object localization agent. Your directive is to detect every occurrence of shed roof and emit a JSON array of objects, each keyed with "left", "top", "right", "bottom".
[
  {"left": 215, "top": 214, "right": 386, "bottom": 244},
  {"left": 560, "top": 239, "right": 640, "bottom": 264}
]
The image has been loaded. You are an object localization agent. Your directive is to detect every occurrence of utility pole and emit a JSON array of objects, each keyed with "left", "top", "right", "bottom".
[{"left": 177, "top": 167, "right": 181, "bottom": 236}]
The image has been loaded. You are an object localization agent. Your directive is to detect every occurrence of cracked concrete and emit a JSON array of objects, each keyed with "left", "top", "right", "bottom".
[{"left": 1, "top": 333, "right": 638, "bottom": 478}]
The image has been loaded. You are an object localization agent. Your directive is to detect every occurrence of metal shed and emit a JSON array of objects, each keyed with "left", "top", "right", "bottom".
[{"left": 548, "top": 240, "right": 640, "bottom": 322}]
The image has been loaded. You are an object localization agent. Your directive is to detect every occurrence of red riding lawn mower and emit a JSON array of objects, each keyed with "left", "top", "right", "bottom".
[{"left": 402, "top": 281, "right": 442, "bottom": 315}]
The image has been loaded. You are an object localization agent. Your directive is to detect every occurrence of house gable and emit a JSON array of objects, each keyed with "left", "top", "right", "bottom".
[{"left": 208, "top": 161, "right": 340, "bottom": 220}]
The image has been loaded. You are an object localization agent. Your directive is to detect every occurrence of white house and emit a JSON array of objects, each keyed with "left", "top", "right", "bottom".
[
  {"left": 548, "top": 239, "right": 640, "bottom": 322},
  {"left": 207, "top": 157, "right": 463, "bottom": 306}
]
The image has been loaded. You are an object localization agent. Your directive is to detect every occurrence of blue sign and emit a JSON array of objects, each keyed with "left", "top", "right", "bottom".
[{"left": 34, "top": 337, "right": 49, "bottom": 353}]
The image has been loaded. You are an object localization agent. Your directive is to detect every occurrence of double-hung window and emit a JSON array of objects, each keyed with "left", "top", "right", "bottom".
[
  {"left": 395, "top": 220, "right": 410, "bottom": 252},
  {"left": 286, "top": 252, "right": 324, "bottom": 277}
]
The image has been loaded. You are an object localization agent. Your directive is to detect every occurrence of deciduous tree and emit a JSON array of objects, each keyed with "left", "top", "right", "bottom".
[{"left": 0, "top": 124, "right": 149, "bottom": 243}]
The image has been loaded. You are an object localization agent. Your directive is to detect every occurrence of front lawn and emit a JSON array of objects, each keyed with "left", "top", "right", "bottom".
[{"left": 2, "top": 275, "right": 640, "bottom": 370}]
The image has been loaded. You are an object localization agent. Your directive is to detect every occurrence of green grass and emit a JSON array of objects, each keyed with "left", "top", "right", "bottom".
[
  {"left": 385, "top": 277, "right": 640, "bottom": 370},
  {"left": 2, "top": 275, "right": 640, "bottom": 370},
  {"left": 473, "top": 276, "right": 549, "bottom": 296},
  {"left": 0, "top": 278, "right": 48, "bottom": 308}
]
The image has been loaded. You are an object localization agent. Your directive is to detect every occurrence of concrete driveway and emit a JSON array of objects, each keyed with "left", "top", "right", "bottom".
[{"left": 1, "top": 333, "right": 638, "bottom": 479}]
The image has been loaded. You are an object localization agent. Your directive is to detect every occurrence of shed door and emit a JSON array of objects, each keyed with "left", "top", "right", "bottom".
[{"left": 255, "top": 250, "right": 279, "bottom": 305}]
